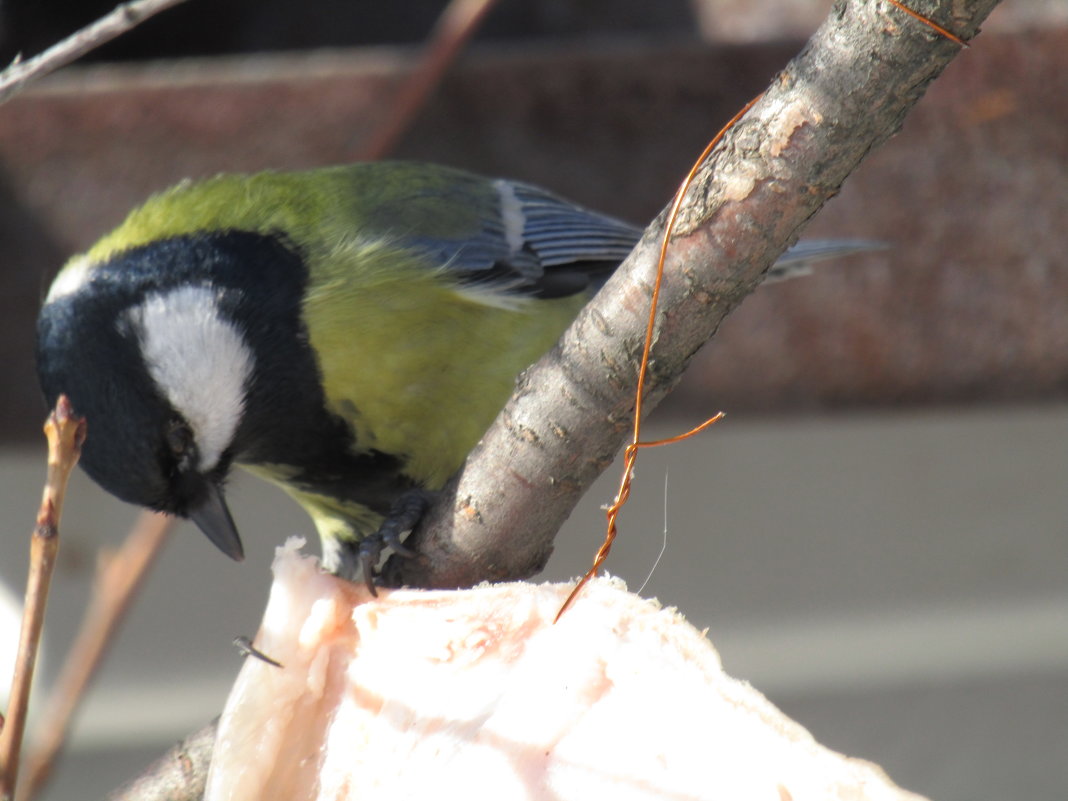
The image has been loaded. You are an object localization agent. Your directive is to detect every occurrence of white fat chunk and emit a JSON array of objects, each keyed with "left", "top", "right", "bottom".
[{"left": 206, "top": 538, "right": 927, "bottom": 801}]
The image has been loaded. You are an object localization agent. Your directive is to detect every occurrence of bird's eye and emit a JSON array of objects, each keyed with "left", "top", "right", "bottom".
[{"left": 165, "top": 417, "right": 197, "bottom": 470}]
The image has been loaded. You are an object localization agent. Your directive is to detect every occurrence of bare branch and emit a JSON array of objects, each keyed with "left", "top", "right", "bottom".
[
  {"left": 0, "top": 0, "right": 190, "bottom": 106},
  {"left": 0, "top": 397, "right": 86, "bottom": 801},
  {"left": 107, "top": 720, "right": 216, "bottom": 801},
  {"left": 18, "top": 512, "right": 174, "bottom": 801},
  {"left": 384, "top": 0, "right": 1003, "bottom": 590},
  {"left": 356, "top": 0, "right": 504, "bottom": 160}
]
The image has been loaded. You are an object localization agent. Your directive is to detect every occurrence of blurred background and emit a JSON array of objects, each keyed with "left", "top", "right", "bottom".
[{"left": 0, "top": 0, "right": 1066, "bottom": 798}]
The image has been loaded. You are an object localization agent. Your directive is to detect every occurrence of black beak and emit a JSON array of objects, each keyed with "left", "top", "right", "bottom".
[{"left": 188, "top": 480, "right": 244, "bottom": 561}]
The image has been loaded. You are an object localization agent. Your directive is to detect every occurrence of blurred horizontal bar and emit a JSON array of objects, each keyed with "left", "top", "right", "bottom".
[{"left": 1, "top": 30, "right": 1065, "bottom": 440}]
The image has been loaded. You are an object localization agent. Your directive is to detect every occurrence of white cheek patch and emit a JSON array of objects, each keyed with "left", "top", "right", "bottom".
[
  {"left": 494, "top": 179, "right": 526, "bottom": 255},
  {"left": 125, "top": 286, "right": 253, "bottom": 473}
]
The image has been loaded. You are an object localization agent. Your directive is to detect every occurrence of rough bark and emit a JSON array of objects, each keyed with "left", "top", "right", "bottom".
[
  {"left": 107, "top": 721, "right": 215, "bottom": 801},
  {"left": 383, "top": 0, "right": 1001, "bottom": 589}
]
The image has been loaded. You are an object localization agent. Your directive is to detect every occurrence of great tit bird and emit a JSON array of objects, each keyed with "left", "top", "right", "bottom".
[{"left": 36, "top": 161, "right": 870, "bottom": 582}]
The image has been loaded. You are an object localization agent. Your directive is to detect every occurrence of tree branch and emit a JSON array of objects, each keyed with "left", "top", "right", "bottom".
[
  {"left": 355, "top": 0, "right": 504, "bottom": 160},
  {"left": 18, "top": 512, "right": 174, "bottom": 801},
  {"left": 107, "top": 720, "right": 216, "bottom": 801},
  {"left": 0, "top": 398, "right": 85, "bottom": 801},
  {"left": 383, "top": 0, "right": 1001, "bottom": 590},
  {"left": 0, "top": 0, "right": 189, "bottom": 106}
]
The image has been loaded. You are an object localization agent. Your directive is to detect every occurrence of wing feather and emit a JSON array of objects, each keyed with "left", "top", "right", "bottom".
[{"left": 405, "top": 177, "right": 642, "bottom": 299}]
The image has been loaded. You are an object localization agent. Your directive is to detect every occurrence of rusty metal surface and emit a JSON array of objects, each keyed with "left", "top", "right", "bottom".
[{"left": 0, "top": 30, "right": 1064, "bottom": 440}]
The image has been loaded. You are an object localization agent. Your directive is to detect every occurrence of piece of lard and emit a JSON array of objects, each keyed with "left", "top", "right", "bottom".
[{"left": 207, "top": 538, "right": 927, "bottom": 801}]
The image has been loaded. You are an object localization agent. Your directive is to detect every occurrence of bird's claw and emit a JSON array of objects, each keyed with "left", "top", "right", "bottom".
[
  {"left": 358, "top": 536, "right": 383, "bottom": 596},
  {"left": 357, "top": 489, "right": 435, "bottom": 596}
]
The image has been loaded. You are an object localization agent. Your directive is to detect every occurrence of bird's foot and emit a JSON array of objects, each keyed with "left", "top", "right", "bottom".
[{"left": 358, "top": 489, "right": 434, "bottom": 596}]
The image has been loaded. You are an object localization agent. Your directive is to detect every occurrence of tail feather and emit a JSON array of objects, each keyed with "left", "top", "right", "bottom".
[{"left": 767, "top": 239, "right": 887, "bottom": 282}]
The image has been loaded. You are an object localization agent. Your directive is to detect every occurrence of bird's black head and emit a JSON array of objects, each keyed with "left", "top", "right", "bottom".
[
  {"left": 34, "top": 231, "right": 308, "bottom": 561},
  {"left": 37, "top": 295, "right": 244, "bottom": 557}
]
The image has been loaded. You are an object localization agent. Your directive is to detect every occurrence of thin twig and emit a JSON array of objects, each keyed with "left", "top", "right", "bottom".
[
  {"left": 17, "top": 511, "right": 174, "bottom": 801},
  {"left": 0, "top": 0, "right": 190, "bottom": 106},
  {"left": 552, "top": 94, "right": 760, "bottom": 619},
  {"left": 0, "top": 397, "right": 86, "bottom": 801},
  {"left": 356, "top": 0, "right": 502, "bottom": 160}
]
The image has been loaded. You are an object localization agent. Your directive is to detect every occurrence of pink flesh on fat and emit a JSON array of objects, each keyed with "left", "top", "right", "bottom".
[{"left": 206, "top": 538, "right": 927, "bottom": 801}]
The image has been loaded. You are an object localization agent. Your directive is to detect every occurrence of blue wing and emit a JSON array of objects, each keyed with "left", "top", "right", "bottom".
[
  {"left": 386, "top": 167, "right": 880, "bottom": 298},
  {"left": 399, "top": 176, "right": 643, "bottom": 299}
]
